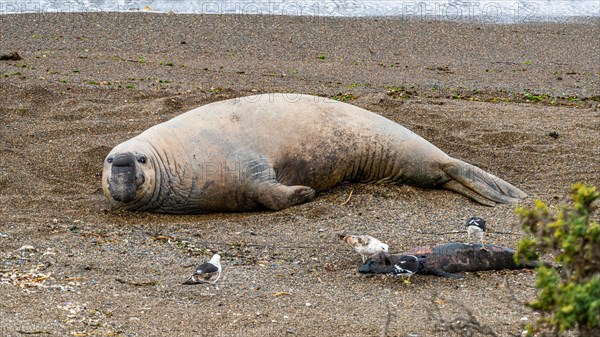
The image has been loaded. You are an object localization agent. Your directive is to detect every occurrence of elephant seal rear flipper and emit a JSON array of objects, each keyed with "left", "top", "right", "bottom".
[{"left": 442, "top": 159, "right": 527, "bottom": 206}]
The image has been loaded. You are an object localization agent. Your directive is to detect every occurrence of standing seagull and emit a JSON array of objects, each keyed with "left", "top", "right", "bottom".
[
  {"left": 465, "top": 217, "right": 487, "bottom": 250},
  {"left": 392, "top": 255, "right": 421, "bottom": 284},
  {"left": 182, "top": 254, "right": 222, "bottom": 285},
  {"left": 338, "top": 233, "right": 389, "bottom": 262}
]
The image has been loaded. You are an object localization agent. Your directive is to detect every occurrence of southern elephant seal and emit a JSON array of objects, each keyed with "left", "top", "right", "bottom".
[
  {"left": 103, "top": 93, "right": 526, "bottom": 214},
  {"left": 358, "top": 243, "right": 537, "bottom": 278}
]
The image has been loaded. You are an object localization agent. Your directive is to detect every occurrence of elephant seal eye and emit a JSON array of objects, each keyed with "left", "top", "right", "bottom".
[
  {"left": 137, "top": 156, "right": 147, "bottom": 164},
  {"left": 107, "top": 157, "right": 113, "bottom": 164}
]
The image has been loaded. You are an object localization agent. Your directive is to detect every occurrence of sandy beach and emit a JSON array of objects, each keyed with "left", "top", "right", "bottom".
[{"left": 0, "top": 13, "right": 599, "bottom": 336}]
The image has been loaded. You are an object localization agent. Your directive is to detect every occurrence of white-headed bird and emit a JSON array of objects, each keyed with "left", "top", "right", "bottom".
[
  {"left": 182, "top": 254, "right": 222, "bottom": 285},
  {"left": 465, "top": 217, "right": 487, "bottom": 250}
]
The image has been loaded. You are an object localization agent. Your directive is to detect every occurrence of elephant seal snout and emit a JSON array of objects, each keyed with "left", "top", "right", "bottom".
[{"left": 109, "top": 152, "right": 137, "bottom": 203}]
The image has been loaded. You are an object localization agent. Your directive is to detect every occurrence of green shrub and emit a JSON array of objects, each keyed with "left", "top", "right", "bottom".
[{"left": 515, "top": 183, "right": 600, "bottom": 336}]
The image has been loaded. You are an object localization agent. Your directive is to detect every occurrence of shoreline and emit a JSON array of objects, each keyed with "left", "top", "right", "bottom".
[
  {"left": 1, "top": 0, "right": 598, "bottom": 23},
  {"left": 1, "top": 13, "right": 599, "bottom": 100},
  {"left": 2, "top": 10, "right": 599, "bottom": 22}
]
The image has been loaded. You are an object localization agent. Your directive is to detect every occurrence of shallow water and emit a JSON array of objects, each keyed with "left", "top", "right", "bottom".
[{"left": 1, "top": 0, "right": 598, "bottom": 22}]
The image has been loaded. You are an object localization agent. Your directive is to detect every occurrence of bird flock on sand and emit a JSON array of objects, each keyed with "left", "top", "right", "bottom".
[{"left": 183, "top": 217, "right": 488, "bottom": 286}]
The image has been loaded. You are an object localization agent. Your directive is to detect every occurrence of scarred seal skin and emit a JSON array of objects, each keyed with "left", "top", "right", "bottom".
[
  {"left": 358, "top": 243, "right": 537, "bottom": 278},
  {"left": 102, "top": 93, "right": 527, "bottom": 214}
]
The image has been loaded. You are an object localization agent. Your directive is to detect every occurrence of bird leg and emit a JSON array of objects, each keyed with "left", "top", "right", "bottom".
[
  {"left": 466, "top": 231, "right": 473, "bottom": 246},
  {"left": 480, "top": 234, "right": 487, "bottom": 251}
]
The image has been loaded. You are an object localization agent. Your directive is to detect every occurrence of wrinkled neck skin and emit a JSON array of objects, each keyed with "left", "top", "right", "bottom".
[
  {"left": 114, "top": 131, "right": 210, "bottom": 213},
  {"left": 134, "top": 139, "right": 167, "bottom": 212}
]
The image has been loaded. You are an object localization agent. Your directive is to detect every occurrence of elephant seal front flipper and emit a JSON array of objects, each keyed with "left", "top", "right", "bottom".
[{"left": 252, "top": 183, "right": 316, "bottom": 211}]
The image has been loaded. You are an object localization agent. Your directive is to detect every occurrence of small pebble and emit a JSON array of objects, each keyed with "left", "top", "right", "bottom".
[
  {"left": 305, "top": 302, "right": 311, "bottom": 307},
  {"left": 0, "top": 51, "right": 21, "bottom": 60}
]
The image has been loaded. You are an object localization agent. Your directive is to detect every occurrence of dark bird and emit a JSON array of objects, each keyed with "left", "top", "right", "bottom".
[
  {"left": 182, "top": 254, "right": 222, "bottom": 285},
  {"left": 465, "top": 217, "right": 487, "bottom": 250},
  {"left": 392, "top": 255, "right": 420, "bottom": 284}
]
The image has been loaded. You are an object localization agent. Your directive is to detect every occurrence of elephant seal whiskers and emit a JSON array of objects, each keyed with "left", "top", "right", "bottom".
[{"left": 102, "top": 93, "right": 527, "bottom": 214}]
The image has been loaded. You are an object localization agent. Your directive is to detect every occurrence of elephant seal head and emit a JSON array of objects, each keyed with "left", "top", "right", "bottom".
[{"left": 102, "top": 139, "right": 159, "bottom": 211}]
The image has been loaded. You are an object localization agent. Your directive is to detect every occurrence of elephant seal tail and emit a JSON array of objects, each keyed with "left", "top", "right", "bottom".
[{"left": 442, "top": 159, "right": 527, "bottom": 206}]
